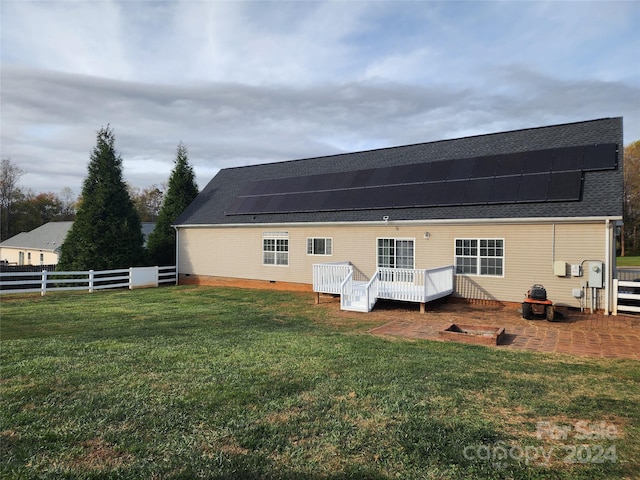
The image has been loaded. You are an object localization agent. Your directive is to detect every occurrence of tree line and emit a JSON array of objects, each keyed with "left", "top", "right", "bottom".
[
  {"left": 2, "top": 133, "right": 640, "bottom": 265},
  {"left": 1, "top": 126, "right": 199, "bottom": 268},
  {"left": 622, "top": 140, "right": 640, "bottom": 256},
  {"left": 0, "top": 164, "right": 171, "bottom": 240}
]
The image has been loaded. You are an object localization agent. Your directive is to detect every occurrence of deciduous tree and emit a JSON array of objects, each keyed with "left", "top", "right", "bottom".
[
  {"left": 623, "top": 140, "right": 640, "bottom": 255},
  {"left": 0, "top": 158, "right": 24, "bottom": 241}
]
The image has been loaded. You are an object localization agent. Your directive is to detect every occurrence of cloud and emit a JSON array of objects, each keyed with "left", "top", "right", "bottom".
[{"left": 1, "top": 0, "right": 638, "bottom": 196}]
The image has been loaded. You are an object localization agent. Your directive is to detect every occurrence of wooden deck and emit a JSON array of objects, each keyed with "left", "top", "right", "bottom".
[{"left": 313, "top": 263, "right": 454, "bottom": 312}]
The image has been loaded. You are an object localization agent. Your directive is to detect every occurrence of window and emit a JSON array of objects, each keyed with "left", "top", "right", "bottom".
[
  {"left": 377, "top": 238, "right": 414, "bottom": 269},
  {"left": 455, "top": 239, "right": 504, "bottom": 276},
  {"left": 40, "top": 253, "right": 44, "bottom": 264},
  {"left": 307, "top": 238, "right": 332, "bottom": 256},
  {"left": 263, "top": 232, "right": 289, "bottom": 266}
]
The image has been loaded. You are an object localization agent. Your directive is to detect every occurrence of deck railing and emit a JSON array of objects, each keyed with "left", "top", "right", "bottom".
[
  {"left": 378, "top": 266, "right": 454, "bottom": 303},
  {"left": 314, "top": 262, "right": 454, "bottom": 312},
  {"left": 313, "top": 262, "right": 353, "bottom": 295}
]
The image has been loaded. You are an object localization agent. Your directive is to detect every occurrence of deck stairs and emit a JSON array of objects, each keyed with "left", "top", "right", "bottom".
[{"left": 341, "top": 281, "right": 373, "bottom": 312}]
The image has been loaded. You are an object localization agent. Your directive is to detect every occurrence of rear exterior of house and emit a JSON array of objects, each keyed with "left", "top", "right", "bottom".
[{"left": 174, "top": 118, "right": 623, "bottom": 314}]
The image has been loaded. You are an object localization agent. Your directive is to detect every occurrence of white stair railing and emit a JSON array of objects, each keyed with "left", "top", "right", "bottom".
[
  {"left": 365, "top": 271, "right": 379, "bottom": 312},
  {"left": 340, "top": 269, "right": 355, "bottom": 310}
]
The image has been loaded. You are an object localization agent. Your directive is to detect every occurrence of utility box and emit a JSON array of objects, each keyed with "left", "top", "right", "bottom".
[
  {"left": 588, "top": 261, "right": 604, "bottom": 288},
  {"left": 554, "top": 261, "right": 567, "bottom": 276},
  {"left": 571, "top": 264, "right": 582, "bottom": 277}
]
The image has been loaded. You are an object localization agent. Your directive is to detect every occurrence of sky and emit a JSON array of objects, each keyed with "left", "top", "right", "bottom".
[{"left": 1, "top": 0, "right": 639, "bottom": 197}]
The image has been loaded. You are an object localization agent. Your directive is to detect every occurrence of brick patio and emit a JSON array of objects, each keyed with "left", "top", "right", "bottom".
[{"left": 318, "top": 296, "right": 640, "bottom": 360}]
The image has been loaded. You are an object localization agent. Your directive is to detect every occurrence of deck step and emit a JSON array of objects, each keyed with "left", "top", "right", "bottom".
[{"left": 341, "top": 294, "right": 370, "bottom": 312}]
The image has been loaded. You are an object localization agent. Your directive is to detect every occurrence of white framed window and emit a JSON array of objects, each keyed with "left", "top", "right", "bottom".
[
  {"left": 263, "top": 232, "right": 289, "bottom": 266},
  {"left": 377, "top": 238, "right": 415, "bottom": 269},
  {"left": 307, "top": 238, "right": 332, "bottom": 256},
  {"left": 455, "top": 238, "right": 504, "bottom": 276}
]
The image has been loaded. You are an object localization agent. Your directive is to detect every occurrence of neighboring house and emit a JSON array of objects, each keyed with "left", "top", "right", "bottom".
[
  {"left": 0, "top": 222, "right": 157, "bottom": 266},
  {"left": 174, "top": 118, "right": 623, "bottom": 314},
  {"left": 0, "top": 221, "right": 72, "bottom": 266}
]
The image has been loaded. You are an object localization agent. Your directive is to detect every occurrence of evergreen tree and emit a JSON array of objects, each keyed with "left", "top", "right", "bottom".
[
  {"left": 147, "top": 142, "right": 199, "bottom": 266},
  {"left": 58, "top": 126, "right": 145, "bottom": 270}
]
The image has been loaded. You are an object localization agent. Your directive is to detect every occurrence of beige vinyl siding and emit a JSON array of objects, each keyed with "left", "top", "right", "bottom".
[
  {"left": 0, "top": 248, "right": 59, "bottom": 266},
  {"left": 178, "top": 220, "right": 608, "bottom": 308}
]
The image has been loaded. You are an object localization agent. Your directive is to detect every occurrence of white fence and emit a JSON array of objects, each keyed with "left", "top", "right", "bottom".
[
  {"left": 612, "top": 278, "right": 640, "bottom": 315},
  {"left": 0, "top": 266, "right": 177, "bottom": 296}
]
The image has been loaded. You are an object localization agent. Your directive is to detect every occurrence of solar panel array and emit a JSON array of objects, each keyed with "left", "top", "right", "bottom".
[{"left": 226, "top": 143, "right": 617, "bottom": 216}]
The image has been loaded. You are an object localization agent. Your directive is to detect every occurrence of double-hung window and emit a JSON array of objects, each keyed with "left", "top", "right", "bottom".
[
  {"left": 307, "top": 238, "right": 332, "bottom": 256},
  {"left": 263, "top": 232, "right": 289, "bottom": 266},
  {"left": 455, "top": 238, "right": 504, "bottom": 276}
]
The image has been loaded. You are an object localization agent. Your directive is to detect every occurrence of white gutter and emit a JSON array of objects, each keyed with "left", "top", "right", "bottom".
[{"left": 173, "top": 215, "right": 622, "bottom": 229}]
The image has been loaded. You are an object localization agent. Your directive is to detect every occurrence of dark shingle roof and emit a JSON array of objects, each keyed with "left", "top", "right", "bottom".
[{"left": 175, "top": 117, "right": 623, "bottom": 226}]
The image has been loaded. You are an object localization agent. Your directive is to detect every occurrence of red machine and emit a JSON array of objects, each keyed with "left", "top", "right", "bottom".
[{"left": 522, "top": 284, "right": 554, "bottom": 321}]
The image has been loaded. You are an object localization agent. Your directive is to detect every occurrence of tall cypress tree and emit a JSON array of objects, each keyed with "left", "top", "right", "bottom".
[
  {"left": 58, "top": 126, "right": 145, "bottom": 270},
  {"left": 147, "top": 142, "right": 199, "bottom": 266}
]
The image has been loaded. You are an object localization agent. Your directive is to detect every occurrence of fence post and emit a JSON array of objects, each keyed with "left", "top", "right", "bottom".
[
  {"left": 89, "top": 270, "right": 94, "bottom": 293},
  {"left": 612, "top": 279, "right": 618, "bottom": 316},
  {"left": 41, "top": 270, "right": 47, "bottom": 296}
]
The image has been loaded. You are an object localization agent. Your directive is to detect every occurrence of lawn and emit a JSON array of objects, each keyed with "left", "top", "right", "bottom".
[
  {"left": 1, "top": 286, "right": 638, "bottom": 479},
  {"left": 617, "top": 256, "right": 640, "bottom": 267}
]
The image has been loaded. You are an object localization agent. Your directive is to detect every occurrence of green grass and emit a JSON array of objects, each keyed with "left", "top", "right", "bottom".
[
  {"left": 617, "top": 256, "right": 640, "bottom": 267},
  {"left": 1, "top": 286, "right": 638, "bottom": 479}
]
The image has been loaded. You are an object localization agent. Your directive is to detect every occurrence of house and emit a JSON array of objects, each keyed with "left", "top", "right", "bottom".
[
  {"left": 0, "top": 221, "right": 157, "bottom": 267},
  {"left": 0, "top": 221, "right": 72, "bottom": 266},
  {"left": 174, "top": 118, "right": 623, "bottom": 314}
]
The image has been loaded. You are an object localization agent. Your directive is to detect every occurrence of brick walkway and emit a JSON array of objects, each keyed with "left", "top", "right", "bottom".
[{"left": 322, "top": 298, "right": 640, "bottom": 360}]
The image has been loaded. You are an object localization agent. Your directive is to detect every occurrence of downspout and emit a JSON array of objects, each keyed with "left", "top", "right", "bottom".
[
  {"left": 174, "top": 226, "right": 179, "bottom": 286},
  {"left": 604, "top": 219, "right": 611, "bottom": 315},
  {"left": 551, "top": 223, "right": 556, "bottom": 265}
]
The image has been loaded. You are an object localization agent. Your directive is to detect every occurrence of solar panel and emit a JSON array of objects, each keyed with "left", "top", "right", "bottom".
[
  {"left": 517, "top": 173, "right": 550, "bottom": 202},
  {"left": 225, "top": 143, "right": 616, "bottom": 215},
  {"left": 524, "top": 150, "right": 553, "bottom": 174},
  {"left": 497, "top": 152, "right": 526, "bottom": 176},
  {"left": 400, "top": 183, "right": 430, "bottom": 207},
  {"left": 472, "top": 155, "right": 500, "bottom": 178},
  {"left": 583, "top": 143, "right": 617, "bottom": 170},
  {"left": 428, "top": 160, "right": 452, "bottom": 181},
  {"left": 439, "top": 179, "right": 467, "bottom": 206},
  {"left": 463, "top": 178, "right": 494, "bottom": 204},
  {"left": 553, "top": 146, "right": 583, "bottom": 172},
  {"left": 490, "top": 176, "right": 520, "bottom": 203},
  {"left": 547, "top": 171, "right": 582, "bottom": 201},
  {"left": 448, "top": 157, "right": 476, "bottom": 180},
  {"left": 368, "top": 168, "right": 393, "bottom": 187}
]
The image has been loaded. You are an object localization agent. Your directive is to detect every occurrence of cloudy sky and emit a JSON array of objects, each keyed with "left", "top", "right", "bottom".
[{"left": 2, "top": 1, "right": 639, "bottom": 197}]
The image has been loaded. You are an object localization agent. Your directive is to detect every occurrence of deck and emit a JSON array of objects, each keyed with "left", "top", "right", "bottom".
[{"left": 313, "top": 262, "right": 454, "bottom": 312}]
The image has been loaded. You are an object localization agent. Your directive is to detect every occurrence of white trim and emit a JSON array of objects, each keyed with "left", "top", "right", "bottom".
[{"left": 174, "top": 216, "right": 621, "bottom": 229}]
